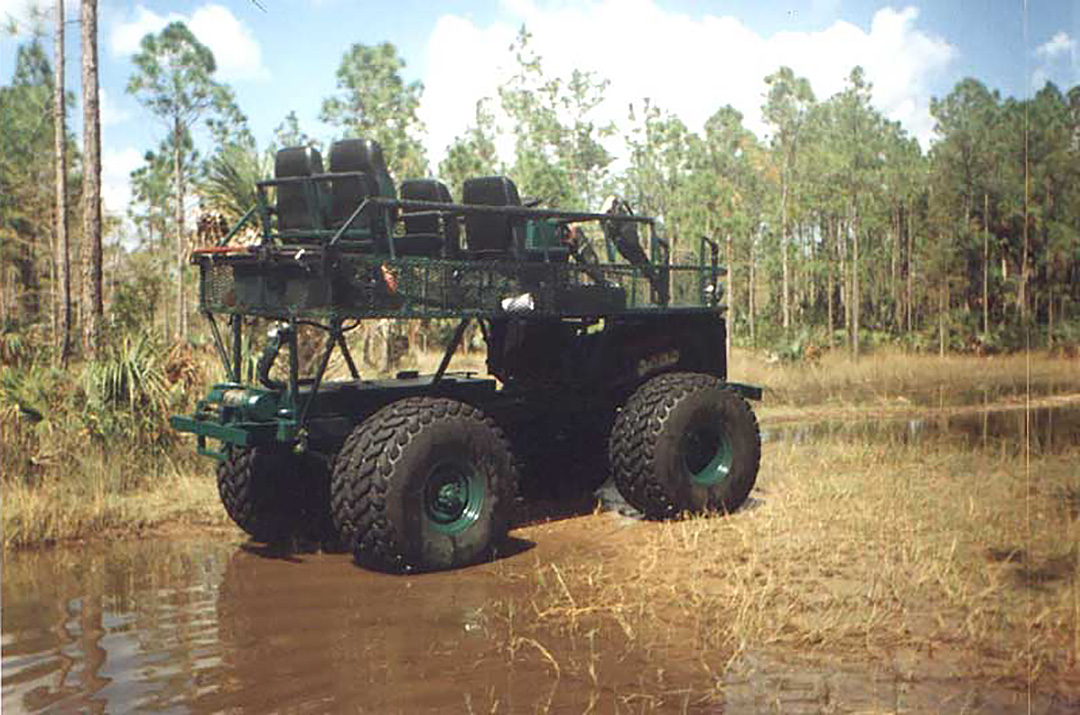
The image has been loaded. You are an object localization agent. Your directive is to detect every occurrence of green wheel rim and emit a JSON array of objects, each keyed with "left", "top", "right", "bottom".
[
  {"left": 424, "top": 461, "right": 485, "bottom": 534},
  {"left": 683, "top": 421, "right": 733, "bottom": 487}
]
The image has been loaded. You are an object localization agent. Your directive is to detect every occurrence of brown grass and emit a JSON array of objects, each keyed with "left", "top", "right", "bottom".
[
  {"left": 499, "top": 433, "right": 1080, "bottom": 708},
  {"left": 732, "top": 348, "right": 1080, "bottom": 409},
  {"left": 1, "top": 458, "right": 225, "bottom": 550}
]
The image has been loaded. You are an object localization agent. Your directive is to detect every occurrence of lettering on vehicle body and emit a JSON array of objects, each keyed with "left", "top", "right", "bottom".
[{"left": 637, "top": 349, "right": 680, "bottom": 377}]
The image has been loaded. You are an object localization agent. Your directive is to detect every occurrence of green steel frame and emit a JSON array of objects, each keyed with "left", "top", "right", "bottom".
[{"left": 174, "top": 175, "right": 731, "bottom": 459}]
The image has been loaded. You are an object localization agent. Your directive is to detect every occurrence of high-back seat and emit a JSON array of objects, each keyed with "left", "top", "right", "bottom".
[
  {"left": 462, "top": 176, "right": 522, "bottom": 258},
  {"left": 398, "top": 179, "right": 458, "bottom": 256},
  {"left": 328, "top": 139, "right": 395, "bottom": 236},
  {"left": 274, "top": 146, "right": 324, "bottom": 234}
]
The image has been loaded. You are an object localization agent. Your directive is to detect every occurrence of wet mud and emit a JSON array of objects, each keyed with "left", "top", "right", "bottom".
[
  {"left": 2, "top": 514, "right": 718, "bottom": 713},
  {"left": 4, "top": 405, "right": 1079, "bottom": 713}
]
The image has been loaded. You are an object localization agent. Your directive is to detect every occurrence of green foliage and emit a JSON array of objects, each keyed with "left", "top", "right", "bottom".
[
  {"left": 109, "top": 272, "right": 164, "bottom": 334},
  {"left": 7, "top": 23, "right": 1079, "bottom": 367},
  {"left": 272, "top": 110, "right": 319, "bottom": 153},
  {"left": 1, "top": 38, "right": 79, "bottom": 324},
  {"left": 200, "top": 141, "right": 270, "bottom": 224},
  {"left": 126, "top": 23, "right": 226, "bottom": 130},
  {"left": 129, "top": 146, "right": 177, "bottom": 248},
  {"left": 85, "top": 333, "right": 169, "bottom": 413},
  {"left": 0, "top": 322, "right": 213, "bottom": 494},
  {"left": 498, "top": 28, "right": 613, "bottom": 210},
  {"left": 623, "top": 101, "right": 693, "bottom": 232},
  {"left": 439, "top": 99, "right": 501, "bottom": 199},
  {"left": 320, "top": 42, "right": 428, "bottom": 180}
]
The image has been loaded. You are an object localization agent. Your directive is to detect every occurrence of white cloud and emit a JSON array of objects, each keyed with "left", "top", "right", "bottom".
[
  {"left": 188, "top": 4, "right": 268, "bottom": 82},
  {"left": 100, "top": 88, "right": 131, "bottom": 127},
  {"left": 101, "top": 146, "right": 143, "bottom": 216},
  {"left": 419, "top": 1, "right": 954, "bottom": 169},
  {"left": 1033, "top": 30, "right": 1077, "bottom": 91},
  {"left": 109, "top": 3, "right": 268, "bottom": 82},
  {"left": 108, "top": 5, "right": 174, "bottom": 56},
  {"left": 1036, "top": 31, "right": 1076, "bottom": 59},
  {"left": 419, "top": 14, "right": 518, "bottom": 173}
]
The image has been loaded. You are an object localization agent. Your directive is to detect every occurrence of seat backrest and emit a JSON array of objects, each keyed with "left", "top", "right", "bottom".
[
  {"left": 462, "top": 176, "right": 521, "bottom": 255},
  {"left": 328, "top": 138, "right": 395, "bottom": 229},
  {"left": 275, "top": 146, "right": 323, "bottom": 232},
  {"left": 401, "top": 179, "right": 457, "bottom": 234}
]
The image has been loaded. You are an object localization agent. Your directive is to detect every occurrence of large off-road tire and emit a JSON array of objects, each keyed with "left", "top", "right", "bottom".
[
  {"left": 609, "top": 372, "right": 760, "bottom": 519},
  {"left": 217, "top": 446, "right": 308, "bottom": 543},
  {"left": 330, "top": 397, "right": 518, "bottom": 573}
]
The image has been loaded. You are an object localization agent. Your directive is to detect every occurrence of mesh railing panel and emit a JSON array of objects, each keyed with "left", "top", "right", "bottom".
[{"left": 197, "top": 253, "right": 721, "bottom": 319}]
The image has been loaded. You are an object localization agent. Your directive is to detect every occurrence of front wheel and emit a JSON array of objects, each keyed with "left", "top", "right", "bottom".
[
  {"left": 330, "top": 397, "right": 518, "bottom": 573},
  {"left": 217, "top": 446, "right": 307, "bottom": 542},
  {"left": 609, "top": 373, "right": 760, "bottom": 519}
]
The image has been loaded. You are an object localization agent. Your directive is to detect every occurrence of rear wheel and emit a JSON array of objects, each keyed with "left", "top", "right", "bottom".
[
  {"left": 330, "top": 397, "right": 518, "bottom": 573},
  {"left": 609, "top": 372, "right": 760, "bottom": 519}
]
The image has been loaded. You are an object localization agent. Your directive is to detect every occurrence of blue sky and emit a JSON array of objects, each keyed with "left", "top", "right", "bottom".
[{"left": 2, "top": 0, "right": 1078, "bottom": 221}]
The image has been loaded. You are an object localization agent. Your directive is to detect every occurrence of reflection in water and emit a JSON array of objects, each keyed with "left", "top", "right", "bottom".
[
  {"left": 2, "top": 541, "right": 229, "bottom": 713},
  {"left": 5, "top": 533, "right": 674, "bottom": 713},
  {"left": 4, "top": 406, "right": 1078, "bottom": 712},
  {"left": 1, "top": 539, "right": 534, "bottom": 713},
  {"left": 4, "top": 526, "right": 713, "bottom": 712},
  {"left": 762, "top": 404, "right": 1080, "bottom": 455},
  {"left": 202, "top": 546, "right": 525, "bottom": 712}
]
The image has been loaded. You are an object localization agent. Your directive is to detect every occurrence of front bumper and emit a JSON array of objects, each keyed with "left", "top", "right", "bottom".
[{"left": 168, "top": 415, "right": 292, "bottom": 460}]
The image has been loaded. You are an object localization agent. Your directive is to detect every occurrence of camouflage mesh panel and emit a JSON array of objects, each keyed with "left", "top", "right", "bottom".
[
  {"left": 204, "top": 264, "right": 236, "bottom": 309},
  {"left": 196, "top": 254, "right": 720, "bottom": 319}
]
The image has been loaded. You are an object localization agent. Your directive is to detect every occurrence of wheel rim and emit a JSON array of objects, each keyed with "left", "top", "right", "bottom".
[
  {"left": 424, "top": 461, "right": 485, "bottom": 534},
  {"left": 682, "top": 421, "right": 733, "bottom": 486}
]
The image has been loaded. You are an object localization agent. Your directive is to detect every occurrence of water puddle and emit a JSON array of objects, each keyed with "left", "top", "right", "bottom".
[
  {"left": 4, "top": 403, "right": 1078, "bottom": 712},
  {"left": 762, "top": 404, "right": 1080, "bottom": 455},
  {"left": 1, "top": 526, "right": 715, "bottom": 713},
  {"left": 771, "top": 378, "right": 1075, "bottom": 409}
]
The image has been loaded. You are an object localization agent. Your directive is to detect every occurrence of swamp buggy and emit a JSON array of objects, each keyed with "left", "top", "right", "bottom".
[{"left": 171, "top": 138, "right": 762, "bottom": 572}]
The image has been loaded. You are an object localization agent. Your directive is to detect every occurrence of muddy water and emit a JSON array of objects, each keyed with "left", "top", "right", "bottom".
[
  {"left": 763, "top": 403, "right": 1080, "bottom": 455},
  {"left": 2, "top": 521, "right": 714, "bottom": 713},
  {"left": 5, "top": 538, "right": 528, "bottom": 712},
  {"left": 4, "top": 406, "right": 1079, "bottom": 713}
]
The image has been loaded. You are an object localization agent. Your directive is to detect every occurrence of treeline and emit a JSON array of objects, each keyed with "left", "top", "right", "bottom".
[
  {"left": 2, "top": 0, "right": 104, "bottom": 365},
  {"left": 3, "top": 24, "right": 1079, "bottom": 365}
]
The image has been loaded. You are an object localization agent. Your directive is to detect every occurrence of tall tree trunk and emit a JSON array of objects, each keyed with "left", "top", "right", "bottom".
[
  {"left": 748, "top": 237, "right": 756, "bottom": 347},
  {"left": 982, "top": 192, "right": 989, "bottom": 336},
  {"left": 55, "top": 0, "right": 72, "bottom": 365},
  {"left": 80, "top": 0, "right": 102, "bottom": 355},
  {"left": 892, "top": 204, "right": 901, "bottom": 330},
  {"left": 160, "top": 229, "right": 170, "bottom": 339},
  {"left": 1019, "top": 117, "right": 1030, "bottom": 320},
  {"left": 938, "top": 283, "right": 946, "bottom": 358},
  {"left": 826, "top": 216, "right": 835, "bottom": 347},
  {"left": 780, "top": 174, "right": 790, "bottom": 332},
  {"left": 840, "top": 218, "right": 849, "bottom": 339},
  {"left": 1048, "top": 285, "right": 1054, "bottom": 348},
  {"left": 725, "top": 230, "right": 734, "bottom": 369},
  {"left": 0, "top": 265, "right": 6, "bottom": 325},
  {"left": 906, "top": 201, "right": 913, "bottom": 335},
  {"left": 852, "top": 198, "right": 860, "bottom": 360},
  {"left": 173, "top": 122, "right": 187, "bottom": 340}
]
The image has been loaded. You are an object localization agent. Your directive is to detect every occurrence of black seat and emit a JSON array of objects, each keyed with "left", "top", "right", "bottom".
[
  {"left": 328, "top": 138, "right": 395, "bottom": 231},
  {"left": 274, "top": 146, "right": 323, "bottom": 233},
  {"left": 462, "top": 176, "right": 522, "bottom": 257},
  {"left": 399, "top": 179, "right": 458, "bottom": 256}
]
